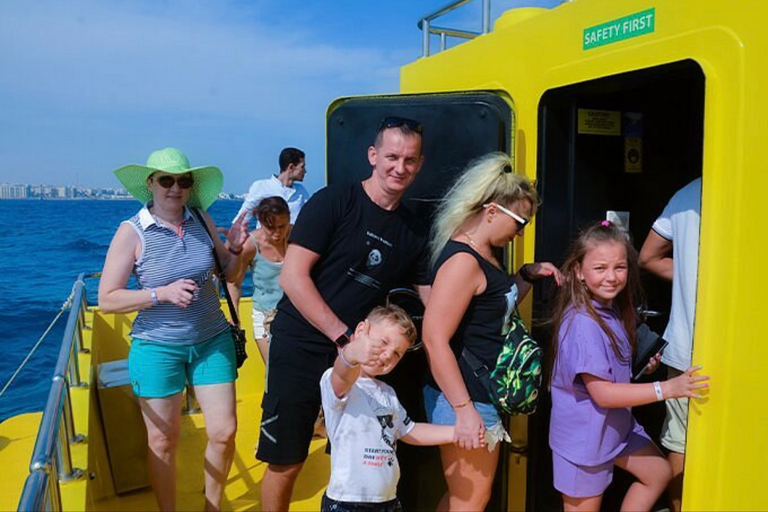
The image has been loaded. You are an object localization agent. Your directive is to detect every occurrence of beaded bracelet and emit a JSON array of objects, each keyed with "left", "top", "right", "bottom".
[{"left": 338, "top": 346, "right": 359, "bottom": 368}]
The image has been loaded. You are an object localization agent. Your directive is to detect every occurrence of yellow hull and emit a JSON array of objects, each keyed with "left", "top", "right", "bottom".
[{"left": 397, "top": 1, "right": 768, "bottom": 509}]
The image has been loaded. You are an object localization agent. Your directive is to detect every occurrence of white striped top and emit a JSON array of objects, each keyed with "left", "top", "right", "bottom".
[{"left": 125, "top": 205, "right": 229, "bottom": 345}]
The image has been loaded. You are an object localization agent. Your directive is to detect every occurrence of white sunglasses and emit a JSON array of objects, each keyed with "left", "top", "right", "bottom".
[{"left": 483, "top": 203, "right": 530, "bottom": 232}]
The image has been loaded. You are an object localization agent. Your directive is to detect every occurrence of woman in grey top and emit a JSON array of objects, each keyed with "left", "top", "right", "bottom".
[{"left": 98, "top": 148, "right": 248, "bottom": 511}]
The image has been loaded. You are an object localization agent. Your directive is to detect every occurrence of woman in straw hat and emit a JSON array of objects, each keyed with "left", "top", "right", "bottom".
[{"left": 99, "top": 147, "right": 248, "bottom": 511}]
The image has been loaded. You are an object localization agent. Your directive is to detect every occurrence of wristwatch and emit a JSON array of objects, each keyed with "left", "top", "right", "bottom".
[{"left": 334, "top": 328, "right": 354, "bottom": 348}]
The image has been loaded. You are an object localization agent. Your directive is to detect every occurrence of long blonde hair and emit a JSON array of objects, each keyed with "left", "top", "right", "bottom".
[{"left": 430, "top": 152, "right": 539, "bottom": 265}]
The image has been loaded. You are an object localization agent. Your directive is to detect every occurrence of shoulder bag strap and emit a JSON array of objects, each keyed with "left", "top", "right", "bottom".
[
  {"left": 191, "top": 208, "right": 241, "bottom": 327},
  {"left": 461, "top": 347, "right": 490, "bottom": 379}
]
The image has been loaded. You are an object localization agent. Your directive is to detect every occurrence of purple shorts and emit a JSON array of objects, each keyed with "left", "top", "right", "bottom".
[{"left": 552, "top": 429, "right": 651, "bottom": 498}]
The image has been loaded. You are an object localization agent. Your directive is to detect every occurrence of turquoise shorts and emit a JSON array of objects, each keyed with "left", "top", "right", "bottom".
[{"left": 128, "top": 330, "right": 237, "bottom": 398}]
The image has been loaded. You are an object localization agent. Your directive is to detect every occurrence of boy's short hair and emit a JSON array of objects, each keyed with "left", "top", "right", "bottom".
[{"left": 367, "top": 304, "right": 417, "bottom": 345}]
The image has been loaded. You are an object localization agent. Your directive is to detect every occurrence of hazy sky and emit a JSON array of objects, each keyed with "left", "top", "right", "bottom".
[{"left": 1, "top": 0, "right": 561, "bottom": 194}]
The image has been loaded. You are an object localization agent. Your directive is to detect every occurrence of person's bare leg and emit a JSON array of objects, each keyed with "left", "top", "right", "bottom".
[
  {"left": 195, "top": 382, "right": 237, "bottom": 511},
  {"left": 563, "top": 494, "right": 603, "bottom": 512},
  {"left": 437, "top": 443, "right": 499, "bottom": 512},
  {"left": 140, "top": 394, "right": 183, "bottom": 512},
  {"left": 616, "top": 443, "right": 672, "bottom": 512},
  {"left": 667, "top": 451, "right": 685, "bottom": 512},
  {"left": 261, "top": 463, "right": 304, "bottom": 511}
]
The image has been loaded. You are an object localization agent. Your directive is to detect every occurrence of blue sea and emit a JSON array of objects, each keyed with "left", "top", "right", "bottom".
[{"left": 0, "top": 199, "right": 247, "bottom": 422}]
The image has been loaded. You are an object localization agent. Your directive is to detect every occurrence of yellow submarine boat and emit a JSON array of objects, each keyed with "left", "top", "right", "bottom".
[{"left": 2, "top": 0, "right": 767, "bottom": 510}]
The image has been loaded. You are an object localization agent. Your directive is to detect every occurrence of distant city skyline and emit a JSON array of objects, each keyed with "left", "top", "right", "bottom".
[{"left": 0, "top": 181, "right": 243, "bottom": 200}]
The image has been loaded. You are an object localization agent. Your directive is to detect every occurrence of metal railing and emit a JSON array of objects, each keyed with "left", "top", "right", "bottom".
[
  {"left": 17, "top": 273, "right": 92, "bottom": 511},
  {"left": 418, "top": 0, "right": 492, "bottom": 57}
]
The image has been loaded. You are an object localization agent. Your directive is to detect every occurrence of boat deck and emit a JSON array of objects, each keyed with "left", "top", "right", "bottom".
[{"left": 0, "top": 299, "right": 329, "bottom": 511}]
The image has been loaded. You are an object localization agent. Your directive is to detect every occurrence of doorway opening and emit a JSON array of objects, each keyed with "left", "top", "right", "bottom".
[{"left": 529, "top": 59, "right": 705, "bottom": 511}]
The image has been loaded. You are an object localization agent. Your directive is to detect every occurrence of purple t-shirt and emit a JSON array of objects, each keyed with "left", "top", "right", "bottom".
[{"left": 549, "top": 302, "right": 647, "bottom": 466}]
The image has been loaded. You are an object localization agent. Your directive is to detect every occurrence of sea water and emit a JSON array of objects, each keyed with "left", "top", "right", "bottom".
[{"left": 0, "top": 199, "right": 246, "bottom": 421}]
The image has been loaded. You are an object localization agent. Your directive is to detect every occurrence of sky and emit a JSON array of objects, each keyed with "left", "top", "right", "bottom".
[{"left": 0, "top": 0, "right": 562, "bottom": 194}]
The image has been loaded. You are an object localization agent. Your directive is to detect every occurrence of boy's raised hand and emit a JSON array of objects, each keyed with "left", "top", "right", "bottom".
[{"left": 344, "top": 320, "right": 384, "bottom": 367}]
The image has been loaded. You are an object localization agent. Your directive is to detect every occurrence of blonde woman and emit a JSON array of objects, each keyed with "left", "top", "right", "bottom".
[{"left": 422, "top": 152, "right": 562, "bottom": 511}]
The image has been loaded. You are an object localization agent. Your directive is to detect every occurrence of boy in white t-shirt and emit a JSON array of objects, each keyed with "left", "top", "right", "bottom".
[{"left": 320, "top": 304, "right": 477, "bottom": 512}]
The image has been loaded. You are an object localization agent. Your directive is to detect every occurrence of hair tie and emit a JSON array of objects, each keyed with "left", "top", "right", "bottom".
[
  {"left": 601, "top": 220, "right": 612, "bottom": 227},
  {"left": 502, "top": 163, "right": 512, "bottom": 174}
]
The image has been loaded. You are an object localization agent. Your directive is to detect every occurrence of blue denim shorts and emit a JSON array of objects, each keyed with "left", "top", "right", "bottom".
[
  {"left": 423, "top": 385, "right": 502, "bottom": 429},
  {"left": 128, "top": 330, "right": 236, "bottom": 398}
]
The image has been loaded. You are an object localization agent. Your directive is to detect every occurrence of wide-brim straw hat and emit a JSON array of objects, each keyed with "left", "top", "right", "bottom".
[{"left": 114, "top": 147, "right": 223, "bottom": 210}]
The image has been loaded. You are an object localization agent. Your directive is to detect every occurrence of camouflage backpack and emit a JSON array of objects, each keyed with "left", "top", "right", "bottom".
[{"left": 461, "top": 309, "right": 543, "bottom": 415}]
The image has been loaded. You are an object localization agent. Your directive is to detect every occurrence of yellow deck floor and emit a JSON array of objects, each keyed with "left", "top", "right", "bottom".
[
  {"left": 88, "top": 387, "right": 329, "bottom": 511},
  {"left": 0, "top": 388, "right": 329, "bottom": 511},
  {"left": 0, "top": 300, "right": 329, "bottom": 511}
]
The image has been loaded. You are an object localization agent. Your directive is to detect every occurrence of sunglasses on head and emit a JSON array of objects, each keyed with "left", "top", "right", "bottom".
[
  {"left": 155, "top": 175, "right": 194, "bottom": 189},
  {"left": 378, "top": 116, "right": 424, "bottom": 135},
  {"left": 483, "top": 202, "right": 530, "bottom": 232}
]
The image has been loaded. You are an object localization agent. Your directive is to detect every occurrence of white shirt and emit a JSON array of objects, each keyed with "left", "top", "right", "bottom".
[
  {"left": 232, "top": 175, "right": 310, "bottom": 225},
  {"left": 652, "top": 177, "right": 701, "bottom": 370},
  {"left": 320, "top": 368, "right": 415, "bottom": 503}
]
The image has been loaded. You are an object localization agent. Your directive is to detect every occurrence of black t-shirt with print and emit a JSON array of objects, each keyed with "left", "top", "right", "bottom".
[{"left": 271, "top": 182, "right": 430, "bottom": 349}]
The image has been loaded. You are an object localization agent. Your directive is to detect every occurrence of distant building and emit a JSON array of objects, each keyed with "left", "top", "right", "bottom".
[{"left": 0, "top": 183, "right": 28, "bottom": 199}]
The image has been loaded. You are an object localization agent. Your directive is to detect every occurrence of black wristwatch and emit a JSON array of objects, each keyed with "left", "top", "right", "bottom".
[{"left": 334, "top": 328, "right": 354, "bottom": 348}]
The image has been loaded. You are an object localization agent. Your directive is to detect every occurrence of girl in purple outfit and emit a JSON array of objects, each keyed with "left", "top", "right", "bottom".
[{"left": 547, "top": 221, "right": 709, "bottom": 512}]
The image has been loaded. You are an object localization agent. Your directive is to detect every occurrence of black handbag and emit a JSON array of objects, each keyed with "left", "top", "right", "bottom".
[{"left": 192, "top": 208, "right": 248, "bottom": 368}]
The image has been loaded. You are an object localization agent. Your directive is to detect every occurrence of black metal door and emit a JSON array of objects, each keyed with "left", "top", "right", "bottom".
[{"left": 327, "top": 91, "right": 512, "bottom": 511}]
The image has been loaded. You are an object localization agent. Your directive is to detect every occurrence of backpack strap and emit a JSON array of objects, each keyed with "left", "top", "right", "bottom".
[{"left": 460, "top": 347, "right": 491, "bottom": 381}]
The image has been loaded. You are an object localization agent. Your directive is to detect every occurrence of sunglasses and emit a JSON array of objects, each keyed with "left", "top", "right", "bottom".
[
  {"left": 483, "top": 202, "right": 530, "bottom": 232},
  {"left": 155, "top": 175, "right": 194, "bottom": 189},
  {"left": 378, "top": 116, "right": 424, "bottom": 135}
]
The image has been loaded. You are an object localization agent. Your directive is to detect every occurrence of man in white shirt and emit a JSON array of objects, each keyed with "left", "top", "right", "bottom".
[
  {"left": 232, "top": 147, "right": 310, "bottom": 226},
  {"left": 638, "top": 177, "right": 701, "bottom": 512}
]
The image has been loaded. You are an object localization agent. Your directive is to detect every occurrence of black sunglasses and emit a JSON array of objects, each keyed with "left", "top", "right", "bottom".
[
  {"left": 378, "top": 116, "right": 424, "bottom": 135},
  {"left": 156, "top": 175, "right": 194, "bottom": 190}
]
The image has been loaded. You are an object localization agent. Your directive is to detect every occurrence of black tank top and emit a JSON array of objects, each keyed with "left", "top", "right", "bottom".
[{"left": 428, "top": 240, "right": 515, "bottom": 403}]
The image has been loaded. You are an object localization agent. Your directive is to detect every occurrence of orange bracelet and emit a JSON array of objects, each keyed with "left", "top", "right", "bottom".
[{"left": 451, "top": 398, "right": 472, "bottom": 409}]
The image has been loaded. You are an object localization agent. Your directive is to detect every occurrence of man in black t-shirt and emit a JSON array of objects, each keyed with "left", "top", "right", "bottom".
[{"left": 257, "top": 117, "right": 431, "bottom": 511}]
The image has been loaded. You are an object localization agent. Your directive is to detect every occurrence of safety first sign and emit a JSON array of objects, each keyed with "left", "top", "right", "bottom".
[{"left": 583, "top": 8, "right": 655, "bottom": 50}]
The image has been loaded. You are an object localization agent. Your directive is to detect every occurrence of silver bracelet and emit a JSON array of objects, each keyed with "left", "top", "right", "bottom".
[
  {"left": 150, "top": 288, "right": 159, "bottom": 306},
  {"left": 653, "top": 381, "right": 664, "bottom": 401},
  {"left": 338, "top": 346, "right": 359, "bottom": 368}
]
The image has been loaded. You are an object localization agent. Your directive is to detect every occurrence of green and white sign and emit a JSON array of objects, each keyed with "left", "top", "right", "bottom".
[{"left": 583, "top": 8, "right": 655, "bottom": 50}]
